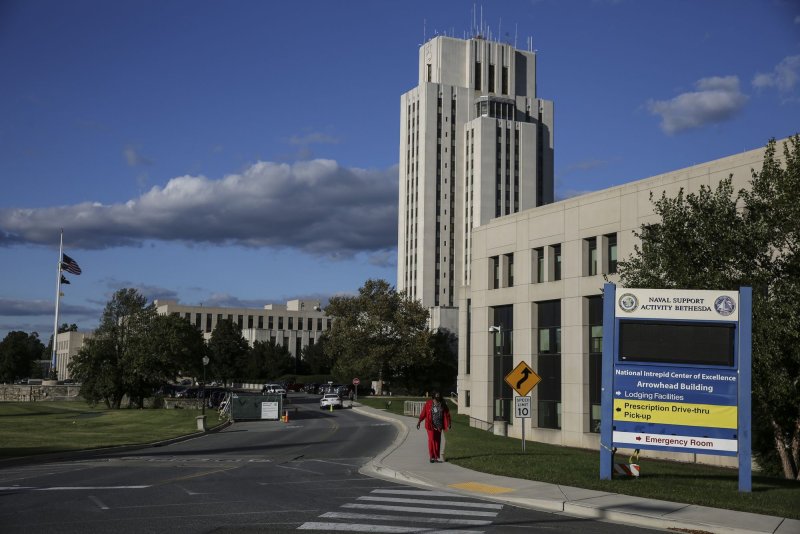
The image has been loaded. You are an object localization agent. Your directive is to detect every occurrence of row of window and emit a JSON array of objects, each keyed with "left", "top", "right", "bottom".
[
  {"left": 466, "top": 296, "right": 604, "bottom": 433},
  {"left": 488, "top": 233, "right": 618, "bottom": 289},
  {"left": 180, "top": 312, "right": 331, "bottom": 334}
]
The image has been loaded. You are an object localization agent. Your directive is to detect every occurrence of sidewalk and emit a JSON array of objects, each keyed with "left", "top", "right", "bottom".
[{"left": 354, "top": 405, "right": 800, "bottom": 534}]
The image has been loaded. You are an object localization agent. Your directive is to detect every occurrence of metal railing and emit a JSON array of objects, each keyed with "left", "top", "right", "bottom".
[
  {"left": 403, "top": 400, "right": 426, "bottom": 417},
  {"left": 469, "top": 416, "right": 495, "bottom": 432}
]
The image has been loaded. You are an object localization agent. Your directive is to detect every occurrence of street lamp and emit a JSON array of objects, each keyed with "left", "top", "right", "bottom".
[{"left": 201, "top": 355, "right": 210, "bottom": 415}]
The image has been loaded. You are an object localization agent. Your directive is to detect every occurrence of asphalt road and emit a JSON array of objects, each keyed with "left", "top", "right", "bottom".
[{"left": 0, "top": 394, "right": 657, "bottom": 533}]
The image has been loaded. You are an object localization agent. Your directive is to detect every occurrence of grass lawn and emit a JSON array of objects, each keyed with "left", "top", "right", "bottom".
[
  {"left": 0, "top": 401, "right": 223, "bottom": 459},
  {"left": 359, "top": 397, "right": 800, "bottom": 520}
]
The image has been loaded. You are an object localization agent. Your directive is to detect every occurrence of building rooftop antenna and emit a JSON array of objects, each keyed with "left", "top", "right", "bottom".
[{"left": 514, "top": 23, "right": 518, "bottom": 49}]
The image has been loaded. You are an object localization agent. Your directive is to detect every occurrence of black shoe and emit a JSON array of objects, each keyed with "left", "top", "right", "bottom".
[{"left": 430, "top": 459, "right": 435, "bottom": 463}]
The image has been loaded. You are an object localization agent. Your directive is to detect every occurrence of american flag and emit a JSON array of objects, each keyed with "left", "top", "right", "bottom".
[{"left": 61, "top": 253, "right": 82, "bottom": 275}]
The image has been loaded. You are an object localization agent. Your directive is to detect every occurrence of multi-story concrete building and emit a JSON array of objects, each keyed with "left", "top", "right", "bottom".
[
  {"left": 154, "top": 299, "right": 331, "bottom": 359},
  {"left": 397, "top": 35, "right": 555, "bottom": 333},
  {"left": 456, "top": 141, "right": 786, "bottom": 466},
  {"left": 54, "top": 330, "right": 92, "bottom": 380}
]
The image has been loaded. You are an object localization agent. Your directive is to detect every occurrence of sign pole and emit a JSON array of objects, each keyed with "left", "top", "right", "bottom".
[{"left": 738, "top": 287, "right": 752, "bottom": 492}]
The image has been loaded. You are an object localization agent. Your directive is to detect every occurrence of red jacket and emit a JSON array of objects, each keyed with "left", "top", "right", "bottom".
[{"left": 418, "top": 399, "right": 451, "bottom": 431}]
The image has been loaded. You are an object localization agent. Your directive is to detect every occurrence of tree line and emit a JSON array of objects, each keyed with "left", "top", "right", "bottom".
[{"left": 57, "top": 280, "right": 454, "bottom": 408}]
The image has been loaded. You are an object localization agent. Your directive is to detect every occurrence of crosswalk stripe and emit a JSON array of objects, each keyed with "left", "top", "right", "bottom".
[
  {"left": 320, "top": 511, "right": 492, "bottom": 526},
  {"left": 357, "top": 496, "right": 503, "bottom": 509},
  {"left": 298, "top": 523, "right": 483, "bottom": 533},
  {"left": 342, "top": 503, "right": 498, "bottom": 517},
  {"left": 370, "top": 489, "right": 458, "bottom": 497}
]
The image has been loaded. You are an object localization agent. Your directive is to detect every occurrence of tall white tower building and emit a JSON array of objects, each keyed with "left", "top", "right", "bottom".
[{"left": 397, "top": 35, "right": 554, "bottom": 332}]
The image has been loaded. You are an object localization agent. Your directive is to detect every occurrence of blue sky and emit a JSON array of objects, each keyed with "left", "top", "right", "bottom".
[{"left": 1, "top": 0, "right": 798, "bottom": 341}]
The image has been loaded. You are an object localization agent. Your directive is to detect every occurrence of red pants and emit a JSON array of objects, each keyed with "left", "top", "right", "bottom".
[{"left": 426, "top": 429, "right": 442, "bottom": 460}]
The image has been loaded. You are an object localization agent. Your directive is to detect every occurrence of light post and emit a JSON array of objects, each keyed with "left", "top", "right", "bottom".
[{"left": 201, "top": 355, "right": 210, "bottom": 416}]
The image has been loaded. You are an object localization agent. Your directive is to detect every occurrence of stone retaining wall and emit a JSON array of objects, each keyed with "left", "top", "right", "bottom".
[{"left": 0, "top": 385, "right": 82, "bottom": 402}]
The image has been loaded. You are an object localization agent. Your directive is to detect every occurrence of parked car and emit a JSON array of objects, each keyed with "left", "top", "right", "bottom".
[
  {"left": 320, "top": 393, "right": 343, "bottom": 410},
  {"left": 262, "top": 384, "right": 287, "bottom": 398}
]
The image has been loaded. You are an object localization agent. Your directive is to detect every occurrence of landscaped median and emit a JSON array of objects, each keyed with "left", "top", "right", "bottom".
[
  {"left": 358, "top": 397, "right": 800, "bottom": 520},
  {"left": 0, "top": 401, "right": 223, "bottom": 460}
]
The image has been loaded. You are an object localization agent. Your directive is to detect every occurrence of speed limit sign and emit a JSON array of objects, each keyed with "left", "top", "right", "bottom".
[{"left": 515, "top": 396, "right": 531, "bottom": 419}]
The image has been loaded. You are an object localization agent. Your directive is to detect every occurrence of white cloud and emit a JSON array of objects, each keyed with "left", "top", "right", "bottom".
[
  {"left": 752, "top": 55, "right": 800, "bottom": 93},
  {"left": 124, "top": 145, "right": 153, "bottom": 167},
  {"left": 647, "top": 76, "right": 748, "bottom": 134},
  {"left": 0, "top": 159, "right": 399, "bottom": 257}
]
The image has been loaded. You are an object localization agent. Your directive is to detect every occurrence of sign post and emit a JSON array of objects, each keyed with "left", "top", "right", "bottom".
[
  {"left": 600, "top": 284, "right": 752, "bottom": 491},
  {"left": 352, "top": 377, "right": 360, "bottom": 402},
  {"left": 505, "top": 361, "right": 541, "bottom": 452}
]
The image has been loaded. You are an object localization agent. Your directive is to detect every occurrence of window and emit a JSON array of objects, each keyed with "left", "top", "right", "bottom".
[
  {"left": 553, "top": 244, "right": 562, "bottom": 281},
  {"left": 491, "top": 305, "right": 513, "bottom": 424},
  {"left": 426, "top": 63, "right": 432, "bottom": 82},
  {"left": 307, "top": 318, "right": 313, "bottom": 331},
  {"left": 317, "top": 318, "right": 322, "bottom": 331},
  {"left": 506, "top": 253, "right": 514, "bottom": 287},
  {"left": 587, "top": 237, "right": 597, "bottom": 276},
  {"left": 278, "top": 317, "right": 284, "bottom": 330},
  {"left": 488, "top": 64, "right": 495, "bottom": 92},
  {"left": 588, "top": 296, "right": 603, "bottom": 433},
  {"left": 474, "top": 62, "right": 481, "bottom": 90},
  {"left": 465, "top": 390, "right": 471, "bottom": 408},
  {"left": 466, "top": 299, "right": 471, "bottom": 375},
  {"left": 248, "top": 315, "right": 253, "bottom": 329},
  {"left": 258, "top": 316, "right": 263, "bottom": 329},
  {"left": 606, "top": 233, "right": 618, "bottom": 274},
  {"left": 195, "top": 313, "right": 201, "bottom": 329},
  {"left": 491, "top": 256, "right": 500, "bottom": 289},
  {"left": 268, "top": 316, "right": 274, "bottom": 330},
  {"left": 501, "top": 66, "right": 508, "bottom": 94},
  {"left": 533, "top": 247, "right": 544, "bottom": 283},
  {"left": 537, "top": 300, "right": 561, "bottom": 429},
  {"left": 206, "top": 313, "right": 212, "bottom": 333}
]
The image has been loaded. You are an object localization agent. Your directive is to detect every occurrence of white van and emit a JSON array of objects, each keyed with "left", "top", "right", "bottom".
[{"left": 262, "top": 383, "right": 287, "bottom": 398}]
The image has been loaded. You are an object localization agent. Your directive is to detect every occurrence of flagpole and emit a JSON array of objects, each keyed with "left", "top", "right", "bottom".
[{"left": 51, "top": 229, "right": 64, "bottom": 379}]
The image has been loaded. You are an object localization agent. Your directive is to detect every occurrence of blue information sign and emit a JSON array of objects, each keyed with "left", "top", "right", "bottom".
[{"left": 600, "top": 284, "right": 752, "bottom": 492}]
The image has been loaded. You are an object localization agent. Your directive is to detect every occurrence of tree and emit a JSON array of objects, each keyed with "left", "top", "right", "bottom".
[
  {"left": 242, "top": 339, "right": 294, "bottom": 380},
  {"left": 126, "top": 313, "right": 207, "bottom": 406},
  {"left": 301, "top": 336, "right": 332, "bottom": 375},
  {"left": 207, "top": 319, "right": 249, "bottom": 384},
  {"left": 324, "top": 279, "right": 432, "bottom": 387},
  {"left": 618, "top": 135, "right": 800, "bottom": 479},
  {"left": 391, "top": 328, "right": 458, "bottom": 395},
  {"left": 0, "top": 331, "right": 45, "bottom": 383},
  {"left": 69, "top": 289, "right": 154, "bottom": 408}
]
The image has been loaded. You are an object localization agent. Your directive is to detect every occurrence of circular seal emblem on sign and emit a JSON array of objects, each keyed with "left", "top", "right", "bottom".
[
  {"left": 618, "top": 293, "right": 638, "bottom": 313},
  {"left": 714, "top": 295, "right": 736, "bottom": 316}
]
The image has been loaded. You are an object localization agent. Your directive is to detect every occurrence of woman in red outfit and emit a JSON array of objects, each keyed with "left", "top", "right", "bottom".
[{"left": 416, "top": 392, "right": 451, "bottom": 463}]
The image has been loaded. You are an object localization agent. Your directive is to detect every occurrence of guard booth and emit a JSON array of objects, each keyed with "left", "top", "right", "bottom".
[
  {"left": 600, "top": 284, "right": 752, "bottom": 492},
  {"left": 229, "top": 393, "right": 283, "bottom": 421}
]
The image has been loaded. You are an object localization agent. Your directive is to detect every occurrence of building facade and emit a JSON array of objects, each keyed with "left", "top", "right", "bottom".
[
  {"left": 456, "top": 142, "right": 785, "bottom": 466},
  {"left": 54, "top": 330, "right": 92, "bottom": 380},
  {"left": 154, "top": 299, "right": 331, "bottom": 359},
  {"left": 397, "top": 35, "right": 555, "bottom": 333}
]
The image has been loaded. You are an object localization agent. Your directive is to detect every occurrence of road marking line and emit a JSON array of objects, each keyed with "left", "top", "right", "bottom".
[
  {"left": 276, "top": 464, "right": 325, "bottom": 475},
  {"left": 299, "top": 522, "right": 482, "bottom": 533},
  {"left": 371, "top": 489, "right": 456, "bottom": 497},
  {"left": 342, "top": 503, "right": 498, "bottom": 517},
  {"left": 88, "top": 495, "right": 108, "bottom": 510},
  {"left": 308, "top": 459, "right": 361, "bottom": 467},
  {"left": 357, "top": 496, "right": 502, "bottom": 509},
  {"left": 27, "top": 486, "right": 151, "bottom": 491},
  {"left": 448, "top": 482, "right": 514, "bottom": 495},
  {"left": 320, "top": 512, "right": 491, "bottom": 526}
]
